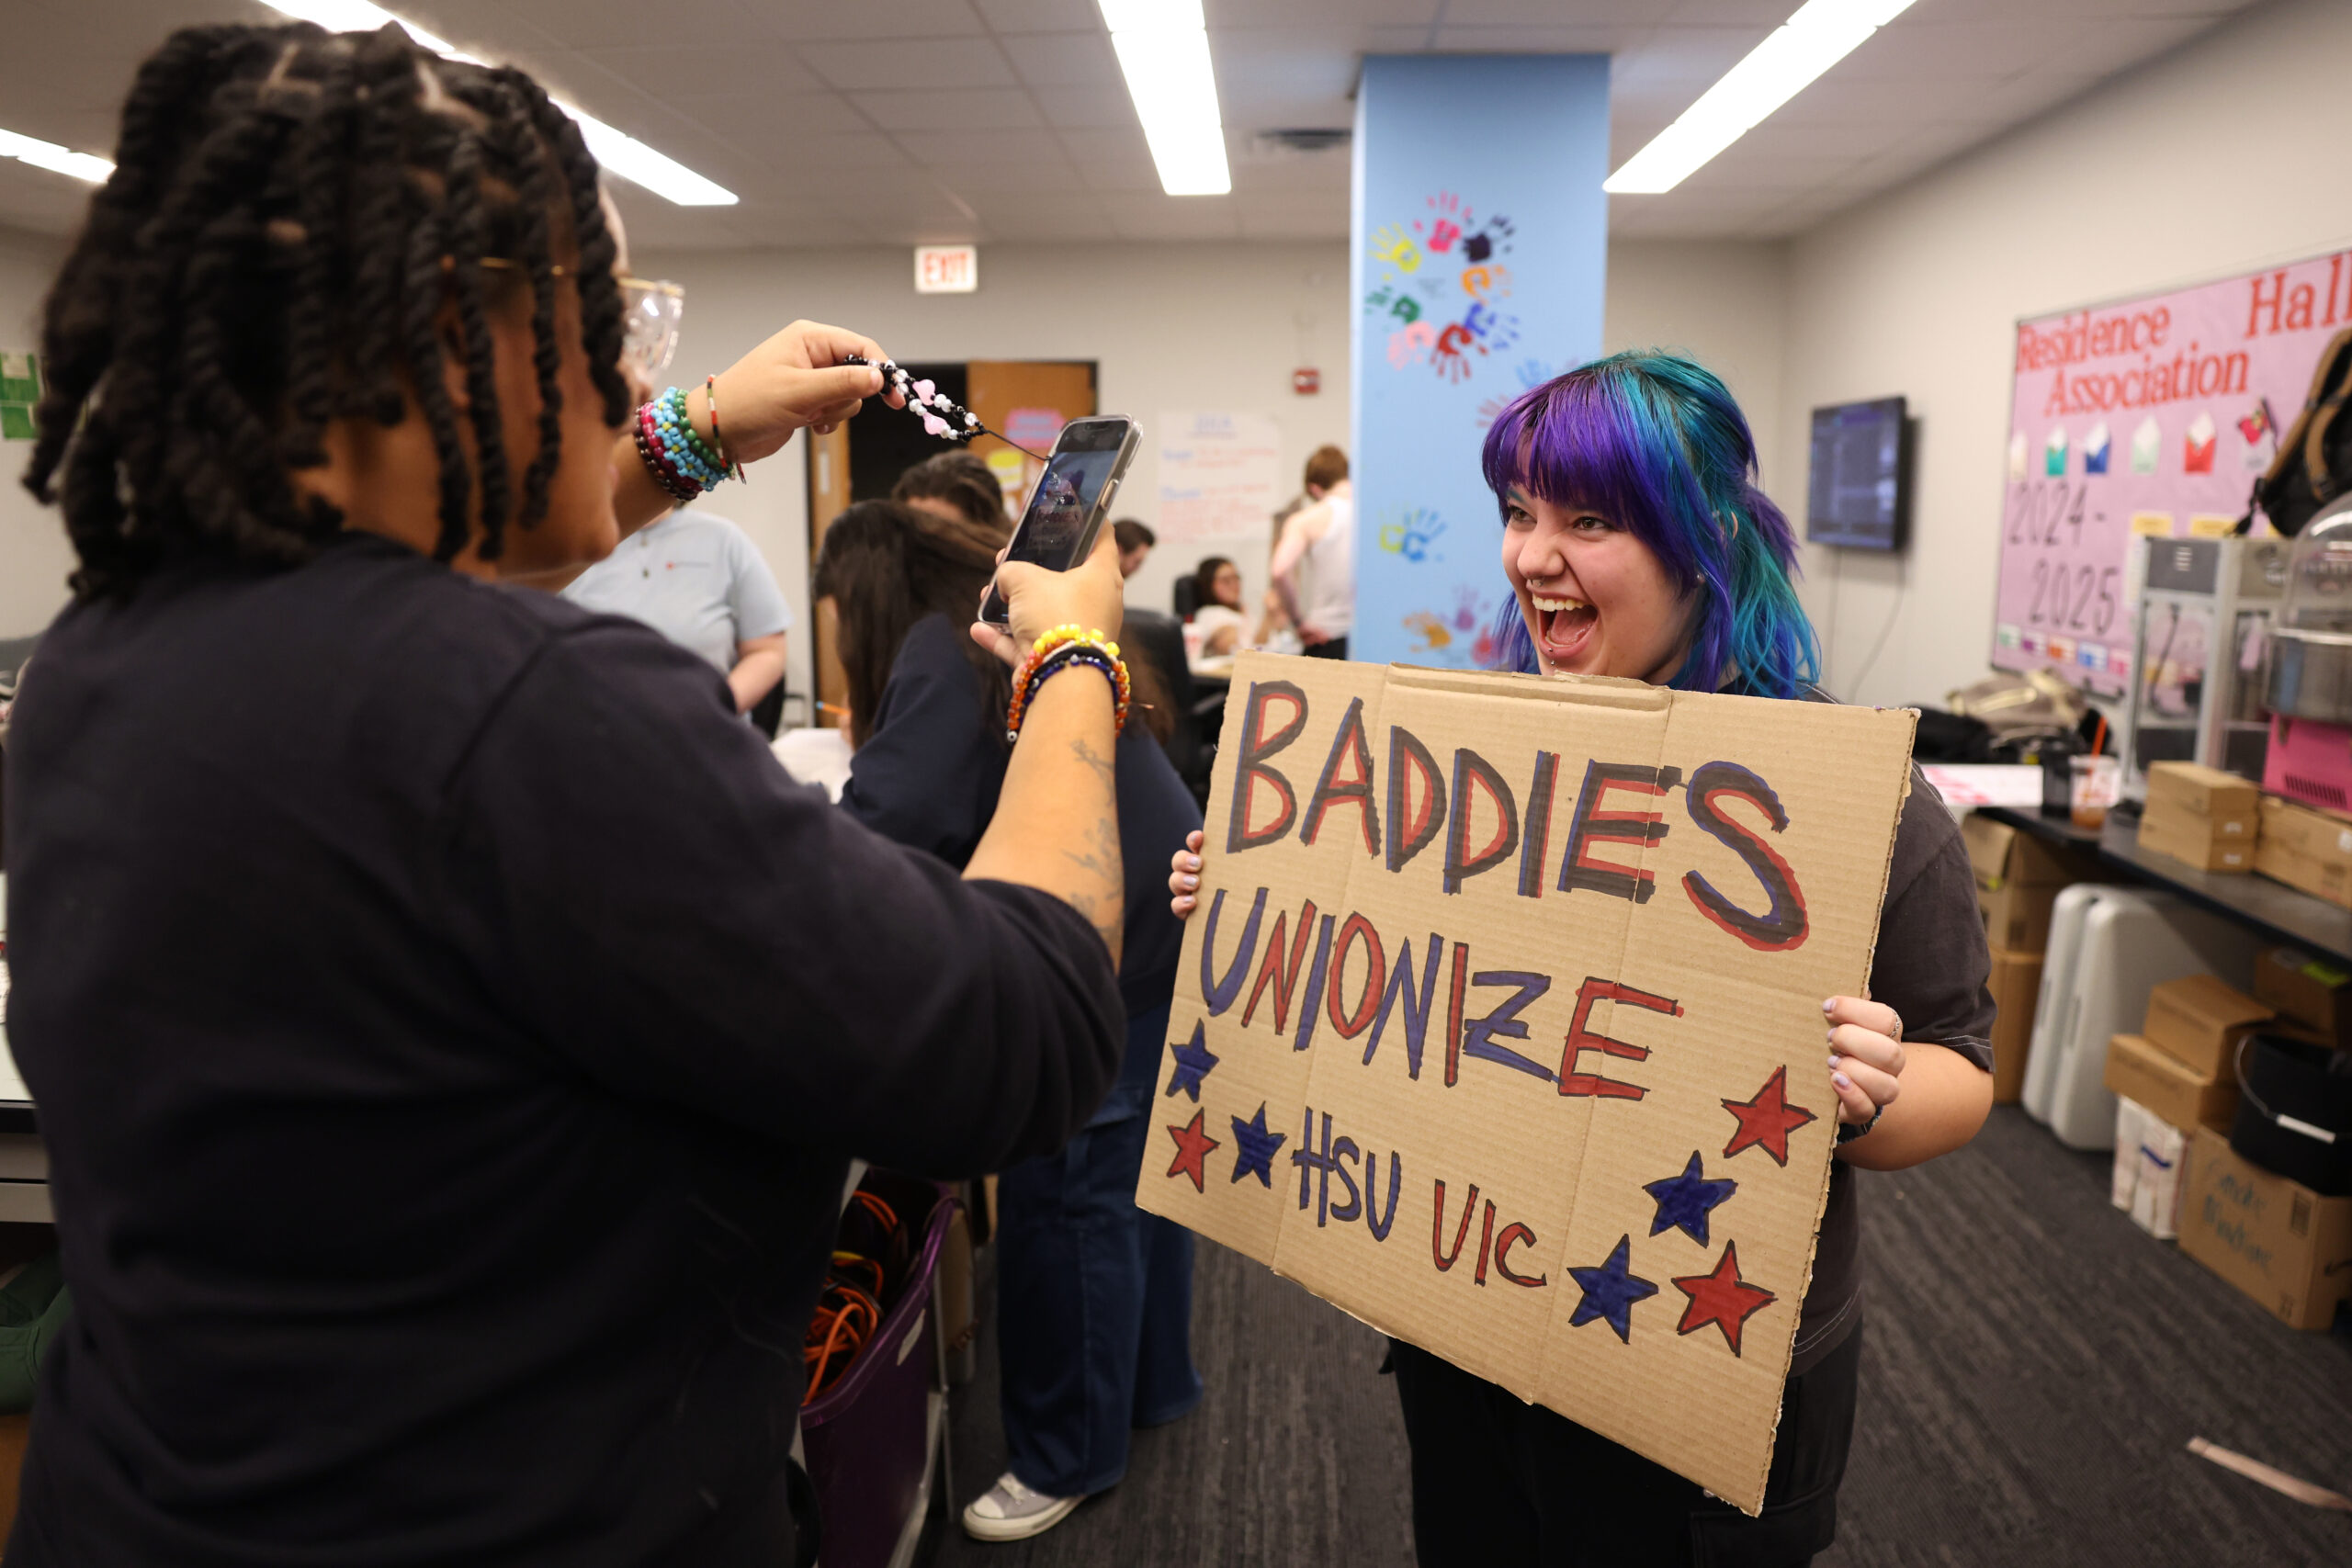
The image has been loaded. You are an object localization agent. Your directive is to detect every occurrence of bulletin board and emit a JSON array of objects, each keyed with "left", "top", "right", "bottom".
[
  {"left": 1157, "top": 412, "right": 1282, "bottom": 545},
  {"left": 1992, "top": 247, "right": 2352, "bottom": 696}
]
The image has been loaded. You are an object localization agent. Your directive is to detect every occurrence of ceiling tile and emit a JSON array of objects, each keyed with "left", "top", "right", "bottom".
[
  {"left": 1837, "top": 18, "right": 2095, "bottom": 80},
  {"left": 799, "top": 38, "right": 1017, "bottom": 92},
  {"left": 1427, "top": 24, "right": 1642, "bottom": 51},
  {"left": 493, "top": 0, "right": 768, "bottom": 52},
  {"left": 1657, "top": 0, "right": 1797, "bottom": 23},
  {"left": 1001, "top": 30, "right": 1121, "bottom": 88},
  {"left": 1100, "top": 192, "right": 1242, "bottom": 242},
  {"left": 891, "top": 128, "right": 1072, "bottom": 166},
  {"left": 1236, "top": 196, "right": 1351, "bottom": 241},
  {"left": 850, "top": 88, "right": 1046, "bottom": 130},
  {"left": 975, "top": 0, "right": 1103, "bottom": 32},
  {"left": 935, "top": 162, "right": 1089, "bottom": 198},
  {"left": 1206, "top": 0, "right": 1438, "bottom": 24},
  {"left": 670, "top": 92, "right": 873, "bottom": 146},
  {"left": 746, "top": 0, "right": 989, "bottom": 42},
  {"left": 1035, "top": 84, "right": 1141, "bottom": 130},
  {"left": 576, "top": 44, "right": 823, "bottom": 101},
  {"left": 1441, "top": 0, "right": 1657, "bottom": 24}
]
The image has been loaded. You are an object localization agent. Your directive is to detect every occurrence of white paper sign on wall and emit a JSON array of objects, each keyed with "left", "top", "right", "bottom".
[
  {"left": 1159, "top": 411, "right": 1282, "bottom": 545},
  {"left": 914, "top": 245, "right": 978, "bottom": 294}
]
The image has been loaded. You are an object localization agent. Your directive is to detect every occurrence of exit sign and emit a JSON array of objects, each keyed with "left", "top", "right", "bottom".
[{"left": 914, "top": 245, "right": 978, "bottom": 294}]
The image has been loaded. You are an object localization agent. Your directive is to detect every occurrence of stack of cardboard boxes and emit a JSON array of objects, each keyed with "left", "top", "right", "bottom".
[
  {"left": 2135, "top": 762, "right": 2258, "bottom": 872},
  {"left": 1962, "top": 815, "right": 2099, "bottom": 1101},
  {"left": 2252, "top": 795, "right": 2352, "bottom": 908},
  {"left": 2103, "top": 948, "right": 2352, "bottom": 1330}
]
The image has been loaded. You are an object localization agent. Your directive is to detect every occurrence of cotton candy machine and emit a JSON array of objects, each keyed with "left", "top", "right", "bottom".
[{"left": 2264, "top": 496, "right": 2352, "bottom": 812}]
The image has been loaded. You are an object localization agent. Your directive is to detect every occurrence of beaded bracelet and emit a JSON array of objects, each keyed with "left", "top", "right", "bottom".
[
  {"left": 704, "top": 374, "right": 744, "bottom": 482},
  {"left": 634, "top": 407, "right": 701, "bottom": 503},
  {"left": 654, "top": 387, "right": 729, "bottom": 490},
  {"left": 1005, "top": 634, "right": 1130, "bottom": 741}
]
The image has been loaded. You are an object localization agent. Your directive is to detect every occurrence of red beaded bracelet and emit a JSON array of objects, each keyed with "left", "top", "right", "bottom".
[{"left": 1005, "top": 640, "right": 1129, "bottom": 741}]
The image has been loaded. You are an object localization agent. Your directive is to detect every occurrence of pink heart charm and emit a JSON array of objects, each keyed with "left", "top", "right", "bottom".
[{"left": 912, "top": 378, "right": 936, "bottom": 401}]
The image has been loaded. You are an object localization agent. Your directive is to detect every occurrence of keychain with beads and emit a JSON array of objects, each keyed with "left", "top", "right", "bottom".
[{"left": 842, "top": 355, "right": 1049, "bottom": 461}]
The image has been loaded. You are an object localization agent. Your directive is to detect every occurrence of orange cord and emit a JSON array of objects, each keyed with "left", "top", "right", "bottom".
[{"left": 801, "top": 1190, "right": 919, "bottom": 1402}]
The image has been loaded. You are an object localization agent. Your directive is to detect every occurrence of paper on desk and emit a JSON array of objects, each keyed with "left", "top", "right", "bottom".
[{"left": 1918, "top": 764, "right": 2045, "bottom": 810}]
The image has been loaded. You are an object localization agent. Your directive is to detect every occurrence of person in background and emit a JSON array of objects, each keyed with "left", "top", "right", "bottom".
[
  {"left": 1113, "top": 517, "right": 1156, "bottom": 580},
  {"left": 6, "top": 21, "right": 1133, "bottom": 1565},
  {"left": 895, "top": 449, "right": 1007, "bottom": 535},
  {"left": 815, "top": 495, "right": 1203, "bottom": 1545},
  {"left": 1187, "top": 557, "right": 1248, "bottom": 660},
  {"left": 1271, "top": 445, "right": 1353, "bottom": 660},
  {"left": 562, "top": 507, "right": 791, "bottom": 716},
  {"left": 1170, "top": 353, "right": 1994, "bottom": 1568}
]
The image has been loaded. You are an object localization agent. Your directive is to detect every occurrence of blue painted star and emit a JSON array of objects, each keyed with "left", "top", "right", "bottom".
[
  {"left": 1164, "top": 1021, "right": 1221, "bottom": 1103},
  {"left": 1228, "top": 1102, "right": 1286, "bottom": 1189},
  {"left": 1567, "top": 1234, "right": 1657, "bottom": 1344},
  {"left": 1644, "top": 1151, "right": 1738, "bottom": 1247}
]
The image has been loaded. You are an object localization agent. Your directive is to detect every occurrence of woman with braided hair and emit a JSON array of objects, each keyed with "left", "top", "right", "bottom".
[
  {"left": 4, "top": 22, "right": 1140, "bottom": 1566},
  {"left": 817, "top": 469, "right": 1204, "bottom": 1541}
]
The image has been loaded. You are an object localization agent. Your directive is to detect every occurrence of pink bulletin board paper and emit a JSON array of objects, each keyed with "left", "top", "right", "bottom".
[{"left": 1993, "top": 248, "right": 2352, "bottom": 696}]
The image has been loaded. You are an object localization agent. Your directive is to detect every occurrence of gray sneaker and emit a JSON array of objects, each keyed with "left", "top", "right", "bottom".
[{"left": 960, "top": 1472, "right": 1084, "bottom": 1541}]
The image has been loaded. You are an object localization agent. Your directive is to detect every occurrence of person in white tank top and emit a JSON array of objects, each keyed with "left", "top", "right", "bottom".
[{"left": 1272, "top": 445, "right": 1355, "bottom": 660}]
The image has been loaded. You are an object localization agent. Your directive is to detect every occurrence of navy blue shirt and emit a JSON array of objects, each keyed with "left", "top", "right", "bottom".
[
  {"left": 0, "top": 537, "right": 1121, "bottom": 1565},
  {"left": 839, "top": 614, "right": 1198, "bottom": 1021}
]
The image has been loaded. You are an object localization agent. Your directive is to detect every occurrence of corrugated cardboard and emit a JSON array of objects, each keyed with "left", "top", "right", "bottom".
[
  {"left": 2111, "top": 1097, "right": 2188, "bottom": 1240},
  {"left": 2179, "top": 1126, "right": 2352, "bottom": 1329},
  {"left": 1986, "top": 947, "right": 2042, "bottom": 1104},
  {"left": 2251, "top": 946, "right": 2352, "bottom": 1046},
  {"left": 2142, "top": 974, "right": 2271, "bottom": 1077},
  {"left": 2253, "top": 795, "right": 2352, "bottom": 909},
  {"left": 2143, "top": 761, "right": 2261, "bottom": 834},
  {"left": 2103, "top": 1032, "right": 2239, "bottom": 1134},
  {"left": 1143, "top": 654, "right": 1916, "bottom": 1517},
  {"left": 1962, "top": 816, "right": 2097, "bottom": 952},
  {"left": 2136, "top": 799, "right": 2255, "bottom": 873}
]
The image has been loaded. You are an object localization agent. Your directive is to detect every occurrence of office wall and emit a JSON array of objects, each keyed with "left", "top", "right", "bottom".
[
  {"left": 1781, "top": 0, "right": 2352, "bottom": 709},
  {"left": 0, "top": 227, "right": 69, "bottom": 638}
]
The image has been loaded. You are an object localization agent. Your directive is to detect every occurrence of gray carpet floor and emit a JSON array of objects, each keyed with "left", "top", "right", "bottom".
[{"left": 917, "top": 1108, "right": 2352, "bottom": 1566}]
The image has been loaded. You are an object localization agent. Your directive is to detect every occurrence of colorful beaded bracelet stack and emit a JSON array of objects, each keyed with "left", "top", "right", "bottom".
[
  {"left": 633, "top": 385, "right": 736, "bottom": 502},
  {"left": 1005, "top": 626, "right": 1129, "bottom": 741}
]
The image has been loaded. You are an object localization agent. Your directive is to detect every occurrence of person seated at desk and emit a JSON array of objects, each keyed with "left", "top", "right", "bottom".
[
  {"left": 814, "top": 499, "right": 1204, "bottom": 1542},
  {"left": 1185, "top": 555, "right": 1287, "bottom": 670}
]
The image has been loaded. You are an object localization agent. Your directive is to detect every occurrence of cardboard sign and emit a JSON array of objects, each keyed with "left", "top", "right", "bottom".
[{"left": 1136, "top": 653, "right": 1916, "bottom": 1513}]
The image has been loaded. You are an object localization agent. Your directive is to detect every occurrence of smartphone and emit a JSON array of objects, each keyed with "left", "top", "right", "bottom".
[{"left": 979, "top": 415, "right": 1142, "bottom": 626}]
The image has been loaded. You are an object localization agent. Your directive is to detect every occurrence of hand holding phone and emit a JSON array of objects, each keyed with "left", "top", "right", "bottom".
[{"left": 979, "top": 415, "right": 1141, "bottom": 626}]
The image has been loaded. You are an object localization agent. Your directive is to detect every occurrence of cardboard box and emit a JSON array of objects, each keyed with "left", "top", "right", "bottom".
[
  {"left": 2143, "top": 761, "right": 2261, "bottom": 836},
  {"left": 2136, "top": 798, "right": 2255, "bottom": 873},
  {"left": 2179, "top": 1126, "right": 2352, "bottom": 1329},
  {"left": 2251, "top": 945, "right": 2352, "bottom": 1046},
  {"left": 1986, "top": 946, "right": 2042, "bottom": 1104},
  {"left": 1962, "top": 815, "right": 2098, "bottom": 952},
  {"left": 1145, "top": 653, "right": 1918, "bottom": 1515},
  {"left": 2253, "top": 795, "right": 2352, "bottom": 909},
  {"left": 2111, "top": 1097, "right": 2189, "bottom": 1240},
  {"left": 2141, "top": 974, "right": 2271, "bottom": 1078},
  {"left": 2103, "top": 1032, "right": 2239, "bottom": 1134}
]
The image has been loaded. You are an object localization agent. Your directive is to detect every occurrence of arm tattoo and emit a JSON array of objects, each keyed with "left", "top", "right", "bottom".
[{"left": 1060, "top": 738, "right": 1123, "bottom": 954}]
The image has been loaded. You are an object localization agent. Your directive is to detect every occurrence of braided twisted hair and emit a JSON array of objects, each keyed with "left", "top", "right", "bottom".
[{"left": 24, "top": 22, "right": 631, "bottom": 598}]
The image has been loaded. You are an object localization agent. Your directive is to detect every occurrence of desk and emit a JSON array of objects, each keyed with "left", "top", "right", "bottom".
[{"left": 1979, "top": 805, "right": 2352, "bottom": 967}]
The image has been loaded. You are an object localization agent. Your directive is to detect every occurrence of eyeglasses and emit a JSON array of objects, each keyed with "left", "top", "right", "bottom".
[{"left": 475, "top": 260, "right": 685, "bottom": 384}]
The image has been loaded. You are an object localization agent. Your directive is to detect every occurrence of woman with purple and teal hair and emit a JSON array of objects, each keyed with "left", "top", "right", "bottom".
[{"left": 1169, "top": 351, "right": 1995, "bottom": 1564}]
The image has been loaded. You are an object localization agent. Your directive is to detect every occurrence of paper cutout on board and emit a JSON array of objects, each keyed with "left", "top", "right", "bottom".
[
  {"left": 2238, "top": 401, "right": 2278, "bottom": 471},
  {"left": 2184, "top": 412, "right": 2217, "bottom": 474},
  {"left": 1139, "top": 653, "right": 1915, "bottom": 1516},
  {"left": 2132, "top": 415, "right": 2163, "bottom": 475},
  {"left": 2044, "top": 426, "right": 2069, "bottom": 477},
  {"left": 2083, "top": 422, "right": 2110, "bottom": 475},
  {"left": 2132, "top": 511, "right": 2174, "bottom": 537}
]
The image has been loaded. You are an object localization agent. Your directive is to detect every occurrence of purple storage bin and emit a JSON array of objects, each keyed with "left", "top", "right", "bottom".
[{"left": 802, "top": 1172, "right": 956, "bottom": 1568}]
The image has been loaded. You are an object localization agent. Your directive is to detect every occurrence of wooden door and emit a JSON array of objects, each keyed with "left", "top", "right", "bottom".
[{"left": 805, "top": 422, "right": 853, "bottom": 728}]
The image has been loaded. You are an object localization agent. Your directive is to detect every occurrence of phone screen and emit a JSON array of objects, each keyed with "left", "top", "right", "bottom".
[{"left": 1007, "top": 431, "right": 1125, "bottom": 570}]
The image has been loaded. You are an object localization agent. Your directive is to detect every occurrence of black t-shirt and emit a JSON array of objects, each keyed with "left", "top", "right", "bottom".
[
  {"left": 837, "top": 612, "right": 1196, "bottom": 1016},
  {"left": 1792, "top": 757, "right": 1996, "bottom": 1373},
  {"left": 0, "top": 536, "right": 1122, "bottom": 1565}
]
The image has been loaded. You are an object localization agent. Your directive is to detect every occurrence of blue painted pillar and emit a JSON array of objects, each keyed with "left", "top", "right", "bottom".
[{"left": 1350, "top": 55, "right": 1611, "bottom": 668}]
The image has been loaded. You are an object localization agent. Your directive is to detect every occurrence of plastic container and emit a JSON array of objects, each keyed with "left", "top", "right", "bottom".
[
  {"left": 2230, "top": 1032, "right": 2352, "bottom": 1195},
  {"left": 801, "top": 1171, "right": 956, "bottom": 1568},
  {"left": 2069, "top": 754, "right": 2120, "bottom": 829}
]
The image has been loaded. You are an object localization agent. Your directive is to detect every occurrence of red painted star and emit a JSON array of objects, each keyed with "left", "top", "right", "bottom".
[
  {"left": 1165, "top": 1110, "right": 1220, "bottom": 1193},
  {"left": 1719, "top": 1066, "right": 1817, "bottom": 1167},
  {"left": 1672, "top": 1241, "right": 1777, "bottom": 1356}
]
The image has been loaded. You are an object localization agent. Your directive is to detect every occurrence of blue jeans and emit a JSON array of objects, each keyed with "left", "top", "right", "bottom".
[{"left": 994, "top": 1001, "right": 1204, "bottom": 1497}]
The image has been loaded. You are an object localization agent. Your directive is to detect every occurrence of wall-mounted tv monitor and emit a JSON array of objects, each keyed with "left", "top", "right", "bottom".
[{"left": 1805, "top": 396, "right": 1910, "bottom": 551}]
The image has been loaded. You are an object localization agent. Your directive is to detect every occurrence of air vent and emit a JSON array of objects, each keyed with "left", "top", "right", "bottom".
[{"left": 1250, "top": 128, "right": 1351, "bottom": 158}]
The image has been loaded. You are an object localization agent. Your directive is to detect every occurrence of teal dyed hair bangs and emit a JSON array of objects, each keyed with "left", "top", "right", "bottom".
[{"left": 1481, "top": 351, "right": 1821, "bottom": 700}]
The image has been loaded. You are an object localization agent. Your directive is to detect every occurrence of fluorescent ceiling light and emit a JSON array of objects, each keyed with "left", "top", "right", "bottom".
[
  {"left": 1098, "top": 0, "right": 1231, "bottom": 197},
  {"left": 1605, "top": 0, "right": 1918, "bottom": 195},
  {"left": 260, "top": 1, "right": 737, "bottom": 206},
  {"left": 0, "top": 128, "right": 112, "bottom": 184}
]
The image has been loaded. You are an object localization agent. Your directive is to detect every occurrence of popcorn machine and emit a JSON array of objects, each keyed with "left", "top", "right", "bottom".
[
  {"left": 2263, "top": 496, "right": 2352, "bottom": 812},
  {"left": 2117, "top": 534, "right": 2287, "bottom": 798}
]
